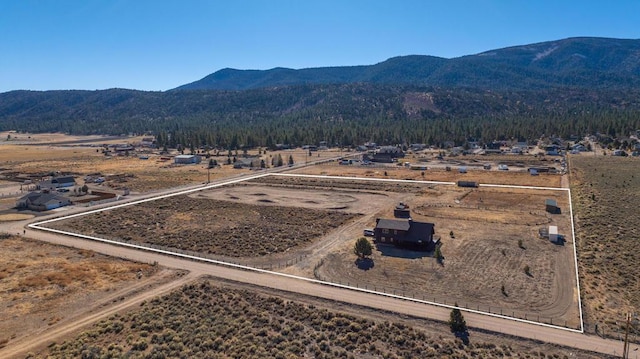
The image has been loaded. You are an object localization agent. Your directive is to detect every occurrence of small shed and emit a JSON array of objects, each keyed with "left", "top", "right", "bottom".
[
  {"left": 457, "top": 181, "right": 478, "bottom": 188},
  {"left": 549, "top": 226, "right": 558, "bottom": 243},
  {"left": 545, "top": 199, "right": 560, "bottom": 214},
  {"left": 393, "top": 202, "right": 411, "bottom": 218}
]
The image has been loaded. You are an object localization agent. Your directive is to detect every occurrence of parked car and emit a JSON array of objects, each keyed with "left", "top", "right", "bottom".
[{"left": 363, "top": 229, "right": 374, "bottom": 237}]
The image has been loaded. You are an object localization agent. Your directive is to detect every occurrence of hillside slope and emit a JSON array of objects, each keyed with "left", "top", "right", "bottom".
[{"left": 175, "top": 37, "right": 640, "bottom": 91}]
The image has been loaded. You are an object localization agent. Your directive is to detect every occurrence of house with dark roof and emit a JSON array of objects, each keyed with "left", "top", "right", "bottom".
[
  {"left": 373, "top": 218, "right": 439, "bottom": 251},
  {"left": 16, "top": 192, "right": 72, "bottom": 211},
  {"left": 37, "top": 176, "right": 76, "bottom": 190},
  {"left": 369, "top": 146, "right": 405, "bottom": 163},
  {"left": 233, "top": 158, "right": 258, "bottom": 169}
]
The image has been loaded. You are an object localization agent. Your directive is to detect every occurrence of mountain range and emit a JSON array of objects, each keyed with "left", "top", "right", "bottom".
[
  {"left": 175, "top": 37, "right": 640, "bottom": 91},
  {"left": 2, "top": 37, "right": 640, "bottom": 145}
]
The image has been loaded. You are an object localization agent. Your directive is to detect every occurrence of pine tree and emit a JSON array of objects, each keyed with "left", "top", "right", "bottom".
[
  {"left": 449, "top": 305, "right": 467, "bottom": 333},
  {"left": 354, "top": 237, "right": 373, "bottom": 259}
]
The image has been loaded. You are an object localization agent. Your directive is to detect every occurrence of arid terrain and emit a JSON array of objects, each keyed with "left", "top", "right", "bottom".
[
  {"left": 570, "top": 155, "right": 640, "bottom": 336},
  {"left": 2, "top": 132, "right": 625, "bottom": 358},
  {"left": 0, "top": 132, "right": 341, "bottom": 195},
  {"left": 48, "top": 191, "right": 359, "bottom": 259},
  {"left": 0, "top": 235, "right": 177, "bottom": 351},
  {"left": 44, "top": 173, "right": 579, "bottom": 327},
  {"left": 33, "top": 278, "right": 609, "bottom": 359},
  {"left": 291, "top": 161, "right": 563, "bottom": 187}
]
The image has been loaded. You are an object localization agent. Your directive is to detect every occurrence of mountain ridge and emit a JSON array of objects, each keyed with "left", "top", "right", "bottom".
[{"left": 174, "top": 37, "right": 640, "bottom": 91}]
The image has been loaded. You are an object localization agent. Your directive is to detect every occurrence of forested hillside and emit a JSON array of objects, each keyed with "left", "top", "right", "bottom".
[
  {"left": 2, "top": 85, "right": 639, "bottom": 148},
  {"left": 176, "top": 37, "right": 640, "bottom": 91}
]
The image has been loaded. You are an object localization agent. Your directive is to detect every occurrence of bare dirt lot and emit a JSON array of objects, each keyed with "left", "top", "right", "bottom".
[
  {"left": 570, "top": 155, "right": 640, "bottom": 336},
  {"left": 45, "top": 174, "right": 579, "bottom": 327},
  {"left": 0, "top": 235, "right": 173, "bottom": 350}
]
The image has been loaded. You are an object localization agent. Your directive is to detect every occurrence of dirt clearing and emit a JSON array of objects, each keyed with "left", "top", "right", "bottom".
[{"left": 0, "top": 235, "right": 172, "bottom": 350}]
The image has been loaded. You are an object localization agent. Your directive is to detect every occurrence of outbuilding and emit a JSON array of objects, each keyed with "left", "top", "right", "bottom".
[
  {"left": 545, "top": 199, "right": 561, "bottom": 214},
  {"left": 549, "top": 226, "right": 559, "bottom": 243},
  {"left": 457, "top": 181, "right": 478, "bottom": 188},
  {"left": 174, "top": 155, "right": 202, "bottom": 164}
]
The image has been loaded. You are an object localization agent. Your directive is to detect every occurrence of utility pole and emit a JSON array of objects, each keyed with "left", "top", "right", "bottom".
[
  {"left": 207, "top": 166, "right": 211, "bottom": 184},
  {"left": 623, "top": 313, "right": 631, "bottom": 359}
]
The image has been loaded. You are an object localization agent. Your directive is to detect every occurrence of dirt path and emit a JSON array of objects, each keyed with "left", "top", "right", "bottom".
[
  {"left": 6, "top": 228, "right": 634, "bottom": 358},
  {"left": 1, "top": 271, "right": 199, "bottom": 359}
]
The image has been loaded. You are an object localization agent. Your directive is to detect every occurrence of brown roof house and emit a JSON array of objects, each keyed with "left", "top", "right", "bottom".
[{"left": 373, "top": 218, "right": 439, "bottom": 251}]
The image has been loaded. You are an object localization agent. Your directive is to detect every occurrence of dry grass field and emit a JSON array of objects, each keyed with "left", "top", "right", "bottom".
[
  {"left": 570, "top": 155, "right": 640, "bottom": 336},
  {"left": 44, "top": 173, "right": 579, "bottom": 327},
  {"left": 34, "top": 278, "right": 607, "bottom": 359},
  {"left": 292, "top": 163, "right": 563, "bottom": 187},
  {"left": 0, "top": 235, "right": 164, "bottom": 350},
  {"left": 0, "top": 133, "right": 342, "bottom": 194},
  {"left": 47, "top": 191, "right": 359, "bottom": 259}
]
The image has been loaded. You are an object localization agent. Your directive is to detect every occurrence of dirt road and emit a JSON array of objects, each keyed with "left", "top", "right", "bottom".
[{"left": 3, "top": 225, "right": 634, "bottom": 358}]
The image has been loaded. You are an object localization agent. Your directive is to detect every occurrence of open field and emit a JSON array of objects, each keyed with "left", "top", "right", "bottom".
[
  {"left": 34, "top": 278, "right": 608, "bottom": 359},
  {"left": 570, "top": 155, "right": 640, "bottom": 336},
  {"left": 47, "top": 189, "right": 361, "bottom": 259},
  {"left": 0, "top": 235, "right": 172, "bottom": 350},
  {"left": 0, "top": 133, "right": 342, "bottom": 194},
  {"left": 44, "top": 175, "right": 579, "bottom": 327},
  {"left": 291, "top": 163, "right": 563, "bottom": 187}
]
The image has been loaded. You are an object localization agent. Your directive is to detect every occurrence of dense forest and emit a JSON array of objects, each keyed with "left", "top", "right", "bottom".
[{"left": 1, "top": 85, "right": 639, "bottom": 149}]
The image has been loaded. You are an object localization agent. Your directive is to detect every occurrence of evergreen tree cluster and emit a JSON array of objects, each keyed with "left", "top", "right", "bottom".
[{"left": 1, "top": 85, "right": 639, "bottom": 148}]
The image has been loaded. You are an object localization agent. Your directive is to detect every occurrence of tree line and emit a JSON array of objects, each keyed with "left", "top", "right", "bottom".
[{"left": 1, "top": 85, "right": 640, "bottom": 148}]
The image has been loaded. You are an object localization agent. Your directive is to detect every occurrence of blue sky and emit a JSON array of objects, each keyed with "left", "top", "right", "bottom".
[{"left": 1, "top": 0, "right": 639, "bottom": 92}]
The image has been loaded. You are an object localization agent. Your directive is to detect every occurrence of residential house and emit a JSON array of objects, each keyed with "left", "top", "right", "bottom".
[
  {"left": 37, "top": 176, "right": 76, "bottom": 190},
  {"left": 373, "top": 218, "right": 439, "bottom": 251},
  {"left": 233, "top": 158, "right": 258, "bottom": 169},
  {"left": 371, "top": 146, "right": 404, "bottom": 163},
  {"left": 16, "top": 192, "right": 71, "bottom": 211}
]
